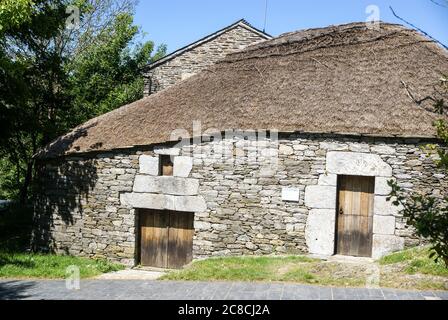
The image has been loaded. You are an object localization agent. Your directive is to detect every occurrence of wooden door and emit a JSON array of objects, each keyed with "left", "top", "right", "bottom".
[
  {"left": 139, "top": 210, "right": 194, "bottom": 269},
  {"left": 140, "top": 210, "right": 169, "bottom": 268},
  {"left": 336, "top": 176, "right": 375, "bottom": 257},
  {"left": 168, "top": 212, "right": 194, "bottom": 269}
]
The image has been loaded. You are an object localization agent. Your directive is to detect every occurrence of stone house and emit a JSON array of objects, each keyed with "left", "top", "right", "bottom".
[
  {"left": 34, "top": 22, "right": 448, "bottom": 268},
  {"left": 143, "top": 19, "right": 272, "bottom": 96}
]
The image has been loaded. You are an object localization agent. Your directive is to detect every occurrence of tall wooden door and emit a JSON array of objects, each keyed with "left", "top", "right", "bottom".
[
  {"left": 336, "top": 175, "right": 375, "bottom": 257},
  {"left": 167, "top": 212, "right": 194, "bottom": 269},
  {"left": 139, "top": 210, "right": 194, "bottom": 269}
]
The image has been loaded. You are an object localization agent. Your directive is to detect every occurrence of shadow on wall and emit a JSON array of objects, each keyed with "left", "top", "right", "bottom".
[{"left": 32, "top": 125, "right": 99, "bottom": 253}]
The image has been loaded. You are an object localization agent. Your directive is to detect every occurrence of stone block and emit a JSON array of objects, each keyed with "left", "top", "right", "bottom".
[
  {"left": 305, "top": 209, "right": 336, "bottom": 256},
  {"left": 304, "top": 185, "right": 337, "bottom": 209},
  {"left": 374, "top": 196, "right": 402, "bottom": 216},
  {"left": 348, "top": 143, "right": 370, "bottom": 153},
  {"left": 133, "top": 175, "right": 199, "bottom": 196},
  {"left": 153, "top": 146, "right": 180, "bottom": 156},
  {"left": 139, "top": 155, "right": 159, "bottom": 175},
  {"left": 373, "top": 215, "right": 396, "bottom": 235},
  {"left": 326, "top": 152, "right": 392, "bottom": 177},
  {"left": 279, "top": 145, "right": 294, "bottom": 155},
  {"left": 133, "top": 175, "right": 159, "bottom": 193},
  {"left": 371, "top": 145, "right": 396, "bottom": 155},
  {"left": 372, "top": 235, "right": 404, "bottom": 259},
  {"left": 173, "top": 156, "right": 193, "bottom": 177},
  {"left": 259, "top": 167, "right": 276, "bottom": 177},
  {"left": 171, "top": 195, "right": 207, "bottom": 212},
  {"left": 120, "top": 193, "right": 206, "bottom": 212},
  {"left": 120, "top": 193, "right": 165, "bottom": 210},
  {"left": 374, "top": 177, "right": 394, "bottom": 196},
  {"left": 319, "top": 142, "right": 348, "bottom": 151},
  {"left": 194, "top": 221, "right": 211, "bottom": 230},
  {"left": 318, "top": 173, "right": 337, "bottom": 186}
]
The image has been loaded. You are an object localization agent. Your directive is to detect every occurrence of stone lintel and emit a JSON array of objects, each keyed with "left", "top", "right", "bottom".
[
  {"left": 154, "top": 146, "right": 180, "bottom": 156},
  {"left": 120, "top": 193, "right": 206, "bottom": 212},
  {"left": 133, "top": 175, "right": 199, "bottom": 196},
  {"left": 326, "top": 152, "right": 393, "bottom": 177}
]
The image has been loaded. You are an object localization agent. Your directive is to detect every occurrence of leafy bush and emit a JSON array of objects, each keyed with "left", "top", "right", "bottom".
[
  {"left": 387, "top": 74, "right": 448, "bottom": 268},
  {"left": 388, "top": 181, "right": 448, "bottom": 267}
]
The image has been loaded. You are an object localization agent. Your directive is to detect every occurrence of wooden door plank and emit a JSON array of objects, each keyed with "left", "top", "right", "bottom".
[
  {"left": 140, "top": 210, "right": 155, "bottom": 267},
  {"left": 140, "top": 210, "right": 169, "bottom": 268},
  {"left": 154, "top": 212, "right": 169, "bottom": 268},
  {"left": 167, "top": 212, "right": 194, "bottom": 269}
]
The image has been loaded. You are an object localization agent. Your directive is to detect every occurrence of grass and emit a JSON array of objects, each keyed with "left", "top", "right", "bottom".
[
  {"left": 0, "top": 205, "right": 125, "bottom": 280},
  {"left": 379, "top": 246, "right": 448, "bottom": 277},
  {"left": 161, "top": 255, "right": 364, "bottom": 287},
  {"left": 162, "top": 248, "right": 448, "bottom": 290},
  {"left": 0, "top": 252, "right": 125, "bottom": 279},
  {"left": 162, "top": 256, "right": 317, "bottom": 282}
]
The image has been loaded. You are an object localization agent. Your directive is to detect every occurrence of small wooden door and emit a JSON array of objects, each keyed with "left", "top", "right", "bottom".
[
  {"left": 139, "top": 210, "right": 194, "bottom": 269},
  {"left": 336, "top": 175, "right": 375, "bottom": 257}
]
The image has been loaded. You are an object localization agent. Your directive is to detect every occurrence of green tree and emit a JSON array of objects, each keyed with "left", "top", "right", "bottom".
[
  {"left": 0, "top": 0, "right": 34, "bottom": 32},
  {"left": 0, "top": 0, "right": 69, "bottom": 202},
  {"left": 389, "top": 75, "right": 448, "bottom": 267},
  {"left": 68, "top": 13, "right": 166, "bottom": 125},
  {"left": 0, "top": 0, "right": 165, "bottom": 203}
]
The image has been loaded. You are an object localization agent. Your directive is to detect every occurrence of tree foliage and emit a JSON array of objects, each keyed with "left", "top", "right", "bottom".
[
  {"left": 0, "top": 0, "right": 165, "bottom": 202},
  {"left": 0, "top": 0, "right": 34, "bottom": 32},
  {"left": 388, "top": 182, "right": 448, "bottom": 267},
  {"left": 389, "top": 75, "right": 448, "bottom": 267},
  {"left": 68, "top": 13, "right": 166, "bottom": 125}
]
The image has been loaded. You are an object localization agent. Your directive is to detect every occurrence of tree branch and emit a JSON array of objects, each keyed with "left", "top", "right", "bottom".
[
  {"left": 430, "top": 0, "right": 448, "bottom": 8},
  {"left": 389, "top": 6, "right": 448, "bottom": 50}
]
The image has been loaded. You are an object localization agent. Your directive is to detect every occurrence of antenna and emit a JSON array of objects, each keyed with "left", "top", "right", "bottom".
[{"left": 263, "top": 0, "right": 268, "bottom": 33}]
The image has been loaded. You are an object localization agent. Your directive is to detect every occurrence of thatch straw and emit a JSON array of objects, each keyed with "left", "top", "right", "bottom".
[{"left": 38, "top": 22, "right": 448, "bottom": 159}]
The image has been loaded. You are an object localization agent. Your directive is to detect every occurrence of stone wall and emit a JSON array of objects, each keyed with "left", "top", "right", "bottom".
[
  {"left": 144, "top": 25, "right": 269, "bottom": 96},
  {"left": 33, "top": 134, "right": 447, "bottom": 266}
]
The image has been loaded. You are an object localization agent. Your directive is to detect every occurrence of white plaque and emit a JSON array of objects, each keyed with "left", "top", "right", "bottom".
[{"left": 282, "top": 187, "right": 300, "bottom": 202}]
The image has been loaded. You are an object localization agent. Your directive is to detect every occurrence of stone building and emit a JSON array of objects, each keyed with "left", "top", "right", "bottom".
[
  {"left": 34, "top": 22, "right": 448, "bottom": 268},
  {"left": 143, "top": 19, "right": 271, "bottom": 96}
]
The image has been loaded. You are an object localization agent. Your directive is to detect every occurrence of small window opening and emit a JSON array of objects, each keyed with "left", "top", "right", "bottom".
[{"left": 159, "top": 155, "right": 174, "bottom": 176}]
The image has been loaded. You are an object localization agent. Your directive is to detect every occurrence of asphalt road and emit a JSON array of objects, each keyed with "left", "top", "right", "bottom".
[{"left": 1, "top": 280, "right": 447, "bottom": 300}]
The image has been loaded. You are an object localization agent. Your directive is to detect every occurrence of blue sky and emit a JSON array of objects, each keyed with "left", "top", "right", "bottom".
[{"left": 134, "top": 0, "right": 448, "bottom": 54}]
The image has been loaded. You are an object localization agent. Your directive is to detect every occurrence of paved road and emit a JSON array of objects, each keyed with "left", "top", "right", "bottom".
[{"left": 1, "top": 280, "right": 447, "bottom": 300}]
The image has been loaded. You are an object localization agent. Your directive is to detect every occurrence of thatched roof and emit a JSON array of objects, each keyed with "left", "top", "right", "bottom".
[{"left": 39, "top": 22, "right": 448, "bottom": 159}]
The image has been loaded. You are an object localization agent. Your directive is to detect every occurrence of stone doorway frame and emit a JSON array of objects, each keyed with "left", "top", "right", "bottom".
[{"left": 304, "top": 151, "right": 405, "bottom": 259}]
